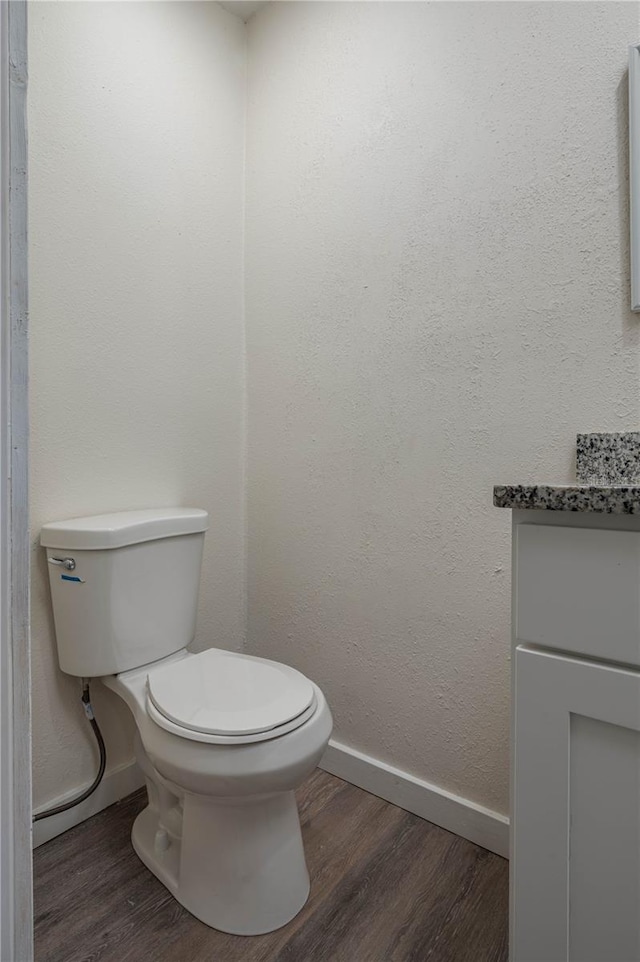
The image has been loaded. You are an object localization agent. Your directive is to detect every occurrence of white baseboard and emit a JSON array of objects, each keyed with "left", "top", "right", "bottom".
[
  {"left": 33, "top": 759, "right": 145, "bottom": 848},
  {"left": 320, "top": 739, "right": 509, "bottom": 859}
]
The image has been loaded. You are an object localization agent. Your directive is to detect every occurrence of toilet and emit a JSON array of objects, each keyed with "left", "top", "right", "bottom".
[{"left": 40, "top": 508, "right": 333, "bottom": 936}]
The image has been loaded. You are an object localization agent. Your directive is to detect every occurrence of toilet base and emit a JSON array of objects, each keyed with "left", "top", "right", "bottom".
[{"left": 132, "top": 788, "right": 311, "bottom": 936}]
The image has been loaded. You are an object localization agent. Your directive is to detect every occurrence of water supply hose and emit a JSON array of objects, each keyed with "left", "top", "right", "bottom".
[{"left": 33, "top": 679, "right": 107, "bottom": 822}]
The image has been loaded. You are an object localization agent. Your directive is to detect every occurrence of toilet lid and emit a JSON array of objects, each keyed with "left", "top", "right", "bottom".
[{"left": 146, "top": 648, "right": 316, "bottom": 736}]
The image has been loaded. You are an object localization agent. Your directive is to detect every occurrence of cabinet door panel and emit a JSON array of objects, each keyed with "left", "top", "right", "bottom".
[
  {"left": 513, "top": 646, "right": 640, "bottom": 962},
  {"left": 568, "top": 714, "right": 640, "bottom": 962}
]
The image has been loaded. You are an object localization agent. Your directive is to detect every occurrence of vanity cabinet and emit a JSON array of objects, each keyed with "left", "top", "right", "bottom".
[{"left": 510, "top": 513, "right": 640, "bottom": 962}]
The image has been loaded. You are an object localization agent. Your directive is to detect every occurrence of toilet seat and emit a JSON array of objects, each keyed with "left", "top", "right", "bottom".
[
  {"left": 146, "top": 648, "right": 318, "bottom": 745},
  {"left": 146, "top": 696, "right": 318, "bottom": 745}
]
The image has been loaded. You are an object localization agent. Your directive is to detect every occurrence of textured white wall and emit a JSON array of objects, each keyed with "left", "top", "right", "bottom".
[
  {"left": 29, "top": 1, "right": 246, "bottom": 808},
  {"left": 246, "top": 1, "right": 640, "bottom": 815}
]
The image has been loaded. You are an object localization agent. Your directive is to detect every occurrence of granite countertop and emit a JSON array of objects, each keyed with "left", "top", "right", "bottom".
[
  {"left": 494, "top": 433, "right": 640, "bottom": 514},
  {"left": 493, "top": 483, "right": 640, "bottom": 514}
]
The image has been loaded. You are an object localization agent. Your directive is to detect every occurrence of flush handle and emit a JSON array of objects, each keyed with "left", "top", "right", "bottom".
[{"left": 48, "top": 556, "right": 76, "bottom": 571}]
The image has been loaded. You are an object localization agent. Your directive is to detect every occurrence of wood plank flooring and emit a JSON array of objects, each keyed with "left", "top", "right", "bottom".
[{"left": 34, "top": 770, "right": 508, "bottom": 962}]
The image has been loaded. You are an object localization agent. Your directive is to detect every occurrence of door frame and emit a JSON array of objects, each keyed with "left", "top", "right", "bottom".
[{"left": 0, "top": 1, "right": 31, "bottom": 959}]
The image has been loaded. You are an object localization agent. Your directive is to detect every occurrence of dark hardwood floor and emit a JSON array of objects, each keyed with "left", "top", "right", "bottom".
[{"left": 33, "top": 770, "right": 508, "bottom": 962}]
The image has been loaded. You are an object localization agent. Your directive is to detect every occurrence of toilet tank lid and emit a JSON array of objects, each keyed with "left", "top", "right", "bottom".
[{"left": 40, "top": 508, "right": 208, "bottom": 550}]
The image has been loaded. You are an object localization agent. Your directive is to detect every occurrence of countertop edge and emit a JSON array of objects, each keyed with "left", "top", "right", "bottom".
[{"left": 493, "top": 483, "right": 640, "bottom": 515}]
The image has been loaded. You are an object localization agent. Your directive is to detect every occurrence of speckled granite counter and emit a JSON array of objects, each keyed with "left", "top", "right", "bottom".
[
  {"left": 576, "top": 432, "right": 640, "bottom": 485},
  {"left": 495, "top": 432, "right": 640, "bottom": 513},
  {"left": 493, "top": 483, "right": 640, "bottom": 514}
]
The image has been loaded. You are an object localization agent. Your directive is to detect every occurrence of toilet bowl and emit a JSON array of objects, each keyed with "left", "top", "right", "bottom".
[
  {"left": 103, "top": 648, "right": 332, "bottom": 934},
  {"left": 41, "top": 508, "right": 333, "bottom": 935}
]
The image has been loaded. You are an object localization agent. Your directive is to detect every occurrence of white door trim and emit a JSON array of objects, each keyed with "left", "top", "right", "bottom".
[{"left": 0, "top": 2, "right": 31, "bottom": 959}]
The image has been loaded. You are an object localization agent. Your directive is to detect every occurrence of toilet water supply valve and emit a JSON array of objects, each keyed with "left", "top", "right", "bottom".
[
  {"left": 81, "top": 681, "right": 95, "bottom": 721},
  {"left": 33, "top": 678, "right": 107, "bottom": 822}
]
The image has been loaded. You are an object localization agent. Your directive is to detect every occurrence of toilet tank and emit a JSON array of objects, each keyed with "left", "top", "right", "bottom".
[{"left": 41, "top": 508, "right": 208, "bottom": 677}]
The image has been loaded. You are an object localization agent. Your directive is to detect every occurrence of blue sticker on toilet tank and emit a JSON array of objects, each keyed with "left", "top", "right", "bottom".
[{"left": 61, "top": 574, "right": 84, "bottom": 583}]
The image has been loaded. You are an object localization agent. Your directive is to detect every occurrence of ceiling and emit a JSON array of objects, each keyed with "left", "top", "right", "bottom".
[{"left": 218, "top": 1, "right": 268, "bottom": 22}]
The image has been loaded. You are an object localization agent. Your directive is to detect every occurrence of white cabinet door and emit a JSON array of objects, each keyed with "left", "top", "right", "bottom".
[{"left": 513, "top": 646, "right": 640, "bottom": 962}]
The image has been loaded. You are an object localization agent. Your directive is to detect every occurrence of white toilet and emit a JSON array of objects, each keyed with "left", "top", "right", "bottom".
[{"left": 41, "top": 508, "right": 333, "bottom": 936}]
